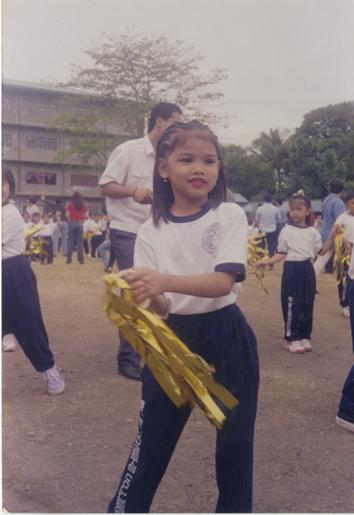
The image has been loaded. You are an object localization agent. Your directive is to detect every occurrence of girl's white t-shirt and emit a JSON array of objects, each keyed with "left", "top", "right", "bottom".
[
  {"left": 277, "top": 224, "right": 322, "bottom": 261},
  {"left": 2, "top": 202, "right": 25, "bottom": 260},
  {"left": 334, "top": 212, "right": 354, "bottom": 244},
  {"left": 134, "top": 202, "right": 248, "bottom": 315}
]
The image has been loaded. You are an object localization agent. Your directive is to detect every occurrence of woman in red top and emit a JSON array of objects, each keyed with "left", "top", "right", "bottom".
[{"left": 66, "top": 191, "right": 88, "bottom": 264}]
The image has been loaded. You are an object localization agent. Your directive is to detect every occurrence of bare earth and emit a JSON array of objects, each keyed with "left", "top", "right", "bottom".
[{"left": 2, "top": 257, "right": 354, "bottom": 513}]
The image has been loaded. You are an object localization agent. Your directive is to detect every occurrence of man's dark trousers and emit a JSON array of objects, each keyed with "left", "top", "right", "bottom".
[{"left": 110, "top": 228, "right": 141, "bottom": 369}]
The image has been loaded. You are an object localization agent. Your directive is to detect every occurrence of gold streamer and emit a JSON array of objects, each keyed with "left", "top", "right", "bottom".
[
  {"left": 102, "top": 274, "right": 239, "bottom": 429},
  {"left": 84, "top": 229, "right": 100, "bottom": 241},
  {"left": 24, "top": 225, "right": 42, "bottom": 238},
  {"left": 248, "top": 232, "right": 270, "bottom": 294},
  {"left": 24, "top": 226, "right": 47, "bottom": 257},
  {"left": 333, "top": 226, "right": 352, "bottom": 287}
]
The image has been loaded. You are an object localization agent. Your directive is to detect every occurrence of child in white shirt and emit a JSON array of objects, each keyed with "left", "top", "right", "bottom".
[
  {"left": 257, "top": 193, "right": 322, "bottom": 354},
  {"left": 2, "top": 167, "right": 65, "bottom": 394},
  {"left": 326, "top": 191, "right": 354, "bottom": 317},
  {"left": 38, "top": 213, "right": 57, "bottom": 265}
]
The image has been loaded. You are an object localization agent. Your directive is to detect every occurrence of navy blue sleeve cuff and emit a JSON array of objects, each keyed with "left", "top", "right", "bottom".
[{"left": 215, "top": 263, "right": 246, "bottom": 282}]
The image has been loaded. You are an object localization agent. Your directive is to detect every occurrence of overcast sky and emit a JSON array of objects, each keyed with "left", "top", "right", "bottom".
[{"left": 2, "top": 0, "right": 354, "bottom": 146}]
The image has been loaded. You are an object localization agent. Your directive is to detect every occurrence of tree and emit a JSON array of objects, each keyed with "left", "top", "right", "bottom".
[
  {"left": 62, "top": 30, "right": 227, "bottom": 134},
  {"left": 283, "top": 102, "right": 354, "bottom": 198},
  {"left": 249, "top": 129, "right": 289, "bottom": 193},
  {"left": 222, "top": 144, "right": 275, "bottom": 200}
]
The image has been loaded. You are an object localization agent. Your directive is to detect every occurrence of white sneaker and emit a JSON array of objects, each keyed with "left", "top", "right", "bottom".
[
  {"left": 287, "top": 340, "right": 305, "bottom": 354},
  {"left": 342, "top": 306, "right": 350, "bottom": 318},
  {"left": 300, "top": 338, "right": 312, "bottom": 352},
  {"left": 335, "top": 414, "right": 354, "bottom": 433},
  {"left": 2, "top": 334, "right": 17, "bottom": 352},
  {"left": 42, "top": 365, "right": 65, "bottom": 395}
]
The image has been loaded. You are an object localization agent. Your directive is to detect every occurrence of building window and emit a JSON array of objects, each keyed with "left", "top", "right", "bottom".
[
  {"left": 2, "top": 133, "right": 12, "bottom": 147},
  {"left": 26, "top": 173, "right": 57, "bottom": 185},
  {"left": 70, "top": 174, "right": 98, "bottom": 187},
  {"left": 24, "top": 102, "right": 57, "bottom": 116},
  {"left": 2, "top": 99, "right": 12, "bottom": 112},
  {"left": 26, "top": 135, "right": 58, "bottom": 151}
]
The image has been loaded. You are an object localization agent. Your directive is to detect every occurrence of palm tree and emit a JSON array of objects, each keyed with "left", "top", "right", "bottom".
[{"left": 249, "top": 129, "right": 289, "bottom": 193}]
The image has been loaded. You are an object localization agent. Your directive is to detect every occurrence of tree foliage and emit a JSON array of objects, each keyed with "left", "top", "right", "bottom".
[
  {"left": 283, "top": 102, "right": 354, "bottom": 198},
  {"left": 222, "top": 102, "right": 354, "bottom": 201},
  {"left": 62, "top": 30, "right": 228, "bottom": 138},
  {"left": 249, "top": 129, "right": 289, "bottom": 193},
  {"left": 222, "top": 144, "right": 275, "bottom": 200}
]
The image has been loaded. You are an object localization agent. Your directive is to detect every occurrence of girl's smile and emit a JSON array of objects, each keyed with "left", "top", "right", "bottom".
[{"left": 158, "top": 136, "right": 220, "bottom": 213}]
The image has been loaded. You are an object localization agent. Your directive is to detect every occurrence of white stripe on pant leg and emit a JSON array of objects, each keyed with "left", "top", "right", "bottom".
[
  {"left": 115, "top": 400, "right": 145, "bottom": 513},
  {"left": 286, "top": 296, "right": 293, "bottom": 338}
]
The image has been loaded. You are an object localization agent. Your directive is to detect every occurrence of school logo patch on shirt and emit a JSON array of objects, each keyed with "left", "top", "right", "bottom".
[{"left": 202, "top": 223, "right": 222, "bottom": 256}]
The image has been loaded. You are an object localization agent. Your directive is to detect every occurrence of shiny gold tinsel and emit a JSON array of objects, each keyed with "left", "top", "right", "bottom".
[
  {"left": 333, "top": 226, "right": 352, "bottom": 288},
  {"left": 102, "top": 275, "right": 238, "bottom": 429},
  {"left": 248, "top": 232, "right": 270, "bottom": 294}
]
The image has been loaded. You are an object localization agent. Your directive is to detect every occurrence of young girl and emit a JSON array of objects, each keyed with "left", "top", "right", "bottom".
[
  {"left": 66, "top": 191, "right": 88, "bottom": 264},
  {"left": 38, "top": 212, "right": 57, "bottom": 265},
  {"left": 326, "top": 191, "right": 354, "bottom": 317},
  {"left": 107, "top": 121, "right": 259, "bottom": 513},
  {"left": 2, "top": 167, "right": 65, "bottom": 395},
  {"left": 257, "top": 193, "right": 322, "bottom": 354}
]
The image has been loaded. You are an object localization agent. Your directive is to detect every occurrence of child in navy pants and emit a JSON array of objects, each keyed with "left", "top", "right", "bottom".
[
  {"left": 2, "top": 167, "right": 65, "bottom": 395},
  {"left": 335, "top": 262, "right": 354, "bottom": 432},
  {"left": 257, "top": 192, "right": 322, "bottom": 354},
  {"left": 107, "top": 121, "right": 259, "bottom": 512}
]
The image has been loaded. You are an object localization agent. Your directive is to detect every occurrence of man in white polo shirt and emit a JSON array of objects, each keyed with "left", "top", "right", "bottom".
[
  {"left": 99, "top": 102, "right": 182, "bottom": 380},
  {"left": 255, "top": 194, "right": 281, "bottom": 262}
]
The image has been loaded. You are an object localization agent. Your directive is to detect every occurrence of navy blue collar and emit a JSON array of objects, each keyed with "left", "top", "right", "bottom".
[
  {"left": 288, "top": 221, "right": 310, "bottom": 229},
  {"left": 166, "top": 202, "right": 213, "bottom": 223}
]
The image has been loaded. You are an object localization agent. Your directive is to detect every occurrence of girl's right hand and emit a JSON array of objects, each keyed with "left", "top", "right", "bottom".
[
  {"left": 120, "top": 267, "right": 166, "bottom": 305},
  {"left": 329, "top": 224, "right": 342, "bottom": 238}
]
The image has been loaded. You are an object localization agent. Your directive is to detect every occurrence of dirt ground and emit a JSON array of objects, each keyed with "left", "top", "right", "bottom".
[{"left": 2, "top": 256, "right": 354, "bottom": 513}]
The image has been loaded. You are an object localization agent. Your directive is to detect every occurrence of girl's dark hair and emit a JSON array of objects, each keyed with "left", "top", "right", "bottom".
[
  {"left": 344, "top": 191, "right": 354, "bottom": 203},
  {"left": 2, "top": 167, "right": 15, "bottom": 198},
  {"left": 289, "top": 193, "right": 312, "bottom": 225},
  {"left": 152, "top": 120, "right": 226, "bottom": 226},
  {"left": 71, "top": 191, "right": 84, "bottom": 211},
  {"left": 289, "top": 193, "right": 311, "bottom": 209}
]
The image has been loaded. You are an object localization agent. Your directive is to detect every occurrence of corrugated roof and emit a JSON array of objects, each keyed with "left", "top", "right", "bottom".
[{"left": 2, "top": 78, "right": 99, "bottom": 97}]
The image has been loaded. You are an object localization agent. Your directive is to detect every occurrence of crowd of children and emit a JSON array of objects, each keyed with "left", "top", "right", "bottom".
[
  {"left": 20, "top": 199, "right": 111, "bottom": 269},
  {"left": 2, "top": 118, "right": 354, "bottom": 514}
]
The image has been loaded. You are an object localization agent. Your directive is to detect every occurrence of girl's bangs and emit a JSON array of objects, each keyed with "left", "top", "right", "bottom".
[{"left": 168, "top": 127, "right": 219, "bottom": 154}]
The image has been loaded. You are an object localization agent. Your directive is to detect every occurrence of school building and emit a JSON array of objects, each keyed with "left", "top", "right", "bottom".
[{"left": 2, "top": 78, "right": 130, "bottom": 214}]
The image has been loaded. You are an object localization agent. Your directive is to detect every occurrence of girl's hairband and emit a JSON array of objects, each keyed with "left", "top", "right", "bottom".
[{"left": 292, "top": 189, "right": 305, "bottom": 197}]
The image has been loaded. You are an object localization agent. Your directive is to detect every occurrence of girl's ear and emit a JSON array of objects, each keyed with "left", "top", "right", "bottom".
[{"left": 157, "top": 158, "right": 168, "bottom": 180}]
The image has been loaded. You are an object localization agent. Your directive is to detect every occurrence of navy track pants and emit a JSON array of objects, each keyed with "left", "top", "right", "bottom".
[
  {"left": 281, "top": 260, "right": 316, "bottom": 341},
  {"left": 108, "top": 304, "right": 259, "bottom": 513}
]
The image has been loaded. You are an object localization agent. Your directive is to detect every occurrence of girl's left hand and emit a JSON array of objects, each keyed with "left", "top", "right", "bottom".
[{"left": 120, "top": 267, "right": 166, "bottom": 305}]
